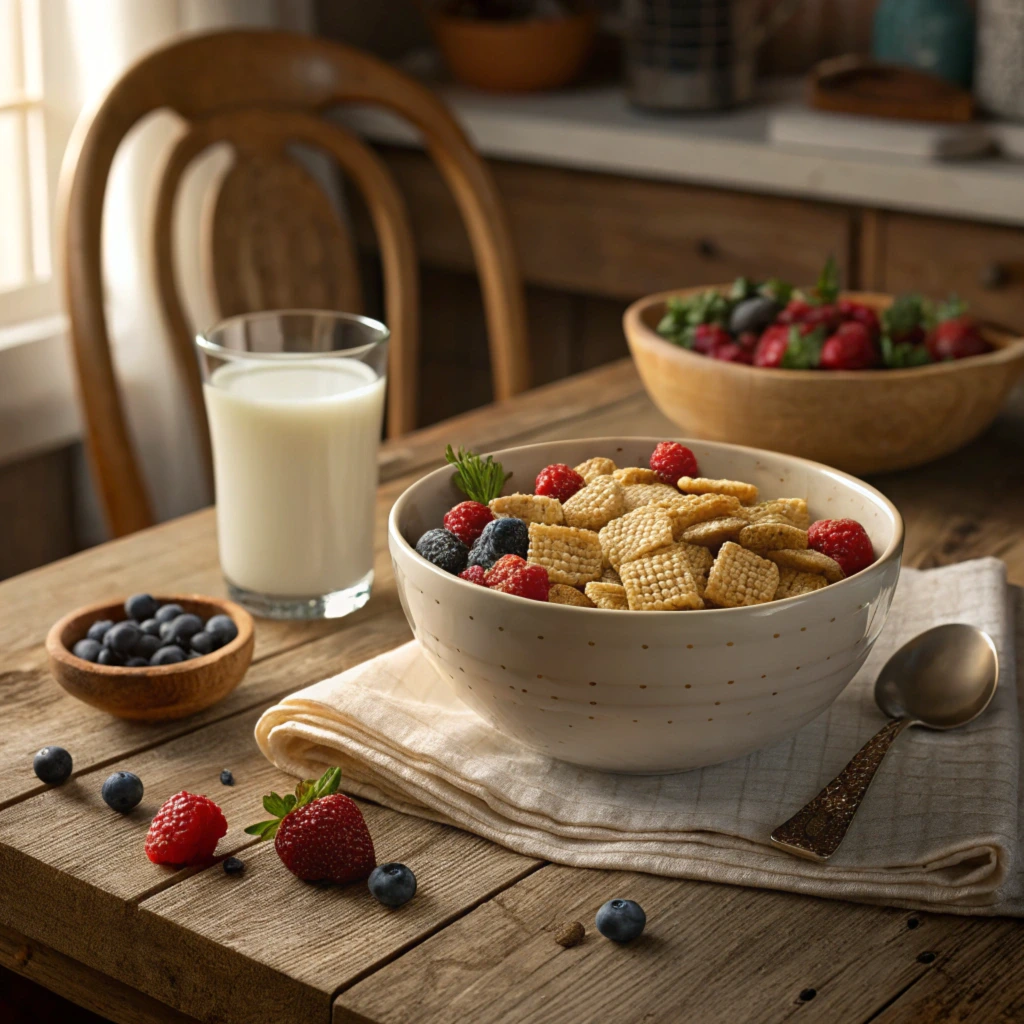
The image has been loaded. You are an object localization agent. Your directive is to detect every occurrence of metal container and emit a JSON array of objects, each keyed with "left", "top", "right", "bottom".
[{"left": 975, "top": 0, "right": 1024, "bottom": 120}]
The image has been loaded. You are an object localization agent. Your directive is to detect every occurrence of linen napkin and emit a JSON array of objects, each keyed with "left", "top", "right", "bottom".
[{"left": 256, "top": 558, "right": 1022, "bottom": 916}]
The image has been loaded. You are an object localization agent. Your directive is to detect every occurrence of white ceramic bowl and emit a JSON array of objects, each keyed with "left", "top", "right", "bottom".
[{"left": 388, "top": 438, "right": 903, "bottom": 773}]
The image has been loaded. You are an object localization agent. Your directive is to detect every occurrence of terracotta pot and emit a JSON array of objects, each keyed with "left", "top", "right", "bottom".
[{"left": 430, "top": 11, "right": 597, "bottom": 92}]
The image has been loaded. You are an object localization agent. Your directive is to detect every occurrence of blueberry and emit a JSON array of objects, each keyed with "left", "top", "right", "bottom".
[
  {"left": 101, "top": 770, "right": 143, "bottom": 812},
  {"left": 72, "top": 638, "right": 102, "bottom": 662},
  {"left": 595, "top": 899, "right": 646, "bottom": 943},
  {"left": 150, "top": 645, "right": 186, "bottom": 665},
  {"left": 139, "top": 618, "right": 161, "bottom": 637},
  {"left": 104, "top": 621, "right": 141, "bottom": 656},
  {"left": 164, "top": 613, "right": 204, "bottom": 646},
  {"left": 220, "top": 769, "right": 234, "bottom": 786},
  {"left": 124, "top": 657, "right": 149, "bottom": 667},
  {"left": 190, "top": 631, "right": 218, "bottom": 656},
  {"left": 125, "top": 593, "right": 159, "bottom": 622},
  {"left": 33, "top": 746, "right": 72, "bottom": 785},
  {"left": 97, "top": 648, "right": 124, "bottom": 666},
  {"left": 368, "top": 863, "right": 417, "bottom": 907},
  {"left": 206, "top": 614, "right": 238, "bottom": 644},
  {"left": 415, "top": 528, "right": 468, "bottom": 574},
  {"left": 87, "top": 619, "right": 114, "bottom": 642},
  {"left": 728, "top": 295, "right": 780, "bottom": 336},
  {"left": 467, "top": 517, "right": 529, "bottom": 570},
  {"left": 159, "top": 621, "right": 175, "bottom": 641},
  {"left": 135, "top": 633, "right": 161, "bottom": 659},
  {"left": 154, "top": 603, "right": 183, "bottom": 625},
  {"left": 223, "top": 857, "right": 245, "bottom": 876}
]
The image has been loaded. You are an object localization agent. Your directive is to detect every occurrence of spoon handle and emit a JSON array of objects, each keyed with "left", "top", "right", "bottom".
[{"left": 770, "top": 717, "right": 912, "bottom": 861}]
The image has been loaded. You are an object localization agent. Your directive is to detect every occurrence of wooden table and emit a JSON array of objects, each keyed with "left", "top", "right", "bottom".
[{"left": 3, "top": 360, "right": 1023, "bottom": 1024}]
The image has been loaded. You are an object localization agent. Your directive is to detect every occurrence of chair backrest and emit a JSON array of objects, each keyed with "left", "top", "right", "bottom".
[{"left": 61, "top": 29, "right": 530, "bottom": 537}]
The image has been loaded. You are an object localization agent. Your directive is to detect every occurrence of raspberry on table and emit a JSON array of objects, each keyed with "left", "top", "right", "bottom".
[
  {"left": 649, "top": 441, "right": 698, "bottom": 485},
  {"left": 534, "top": 464, "right": 585, "bottom": 503},
  {"left": 484, "top": 554, "right": 528, "bottom": 589},
  {"left": 467, "top": 517, "right": 529, "bottom": 570},
  {"left": 443, "top": 501, "right": 494, "bottom": 547},
  {"left": 490, "top": 563, "right": 550, "bottom": 601},
  {"left": 145, "top": 792, "right": 228, "bottom": 865},
  {"left": 458, "top": 565, "right": 488, "bottom": 586},
  {"left": 807, "top": 518, "right": 874, "bottom": 577},
  {"left": 415, "top": 528, "right": 469, "bottom": 575}
]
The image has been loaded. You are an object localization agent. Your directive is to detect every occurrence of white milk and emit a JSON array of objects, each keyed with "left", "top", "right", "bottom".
[{"left": 203, "top": 359, "right": 385, "bottom": 598}]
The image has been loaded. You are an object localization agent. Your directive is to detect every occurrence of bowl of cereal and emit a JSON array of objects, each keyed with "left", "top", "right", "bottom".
[{"left": 388, "top": 438, "right": 902, "bottom": 773}]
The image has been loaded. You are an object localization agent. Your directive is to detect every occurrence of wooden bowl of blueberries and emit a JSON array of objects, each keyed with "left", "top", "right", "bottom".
[{"left": 46, "top": 593, "right": 255, "bottom": 721}]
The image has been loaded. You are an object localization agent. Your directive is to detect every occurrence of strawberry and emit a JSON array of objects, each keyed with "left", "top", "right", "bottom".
[
  {"left": 649, "top": 441, "right": 698, "bottom": 484},
  {"left": 484, "top": 554, "right": 528, "bottom": 588},
  {"left": 692, "top": 323, "right": 732, "bottom": 355},
  {"left": 534, "top": 464, "right": 585, "bottom": 503},
  {"left": 808, "top": 519, "right": 874, "bottom": 576},
  {"left": 458, "top": 565, "right": 488, "bottom": 586},
  {"left": 926, "top": 315, "right": 991, "bottom": 361},
  {"left": 838, "top": 299, "right": 880, "bottom": 337},
  {"left": 710, "top": 340, "right": 753, "bottom": 363},
  {"left": 490, "top": 563, "right": 549, "bottom": 601},
  {"left": 820, "top": 322, "right": 878, "bottom": 370},
  {"left": 246, "top": 768, "right": 375, "bottom": 884},
  {"left": 753, "top": 325, "right": 791, "bottom": 367},
  {"left": 443, "top": 501, "right": 493, "bottom": 547},
  {"left": 145, "top": 792, "right": 228, "bottom": 865},
  {"left": 778, "top": 298, "right": 812, "bottom": 325}
]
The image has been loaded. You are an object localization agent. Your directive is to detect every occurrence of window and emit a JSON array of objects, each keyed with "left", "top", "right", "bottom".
[{"left": 0, "top": 0, "right": 56, "bottom": 330}]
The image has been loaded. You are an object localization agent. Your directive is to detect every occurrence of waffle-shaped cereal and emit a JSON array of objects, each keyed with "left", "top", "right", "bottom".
[
  {"left": 677, "top": 476, "right": 759, "bottom": 506},
  {"left": 654, "top": 493, "right": 742, "bottom": 539},
  {"left": 599, "top": 505, "right": 674, "bottom": 569},
  {"left": 574, "top": 457, "right": 617, "bottom": 483},
  {"left": 680, "top": 516, "right": 749, "bottom": 547},
  {"left": 527, "top": 523, "right": 603, "bottom": 586},
  {"left": 562, "top": 474, "right": 626, "bottom": 531},
  {"left": 742, "top": 498, "right": 809, "bottom": 530},
  {"left": 739, "top": 522, "right": 809, "bottom": 552},
  {"left": 766, "top": 548, "right": 845, "bottom": 584},
  {"left": 585, "top": 581, "right": 629, "bottom": 610},
  {"left": 620, "top": 550, "right": 704, "bottom": 611},
  {"left": 490, "top": 493, "right": 564, "bottom": 525},
  {"left": 549, "top": 583, "right": 596, "bottom": 607},
  {"left": 622, "top": 482, "right": 681, "bottom": 512},
  {"left": 704, "top": 542, "right": 779, "bottom": 608},
  {"left": 774, "top": 567, "right": 828, "bottom": 600},
  {"left": 613, "top": 466, "right": 660, "bottom": 486},
  {"left": 600, "top": 565, "right": 622, "bottom": 585}
]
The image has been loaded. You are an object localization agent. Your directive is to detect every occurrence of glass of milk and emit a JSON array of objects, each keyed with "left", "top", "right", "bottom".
[{"left": 196, "top": 311, "right": 388, "bottom": 619}]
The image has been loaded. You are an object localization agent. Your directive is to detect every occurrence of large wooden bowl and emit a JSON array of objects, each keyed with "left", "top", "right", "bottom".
[
  {"left": 624, "top": 289, "right": 1024, "bottom": 474},
  {"left": 47, "top": 595, "right": 255, "bottom": 721}
]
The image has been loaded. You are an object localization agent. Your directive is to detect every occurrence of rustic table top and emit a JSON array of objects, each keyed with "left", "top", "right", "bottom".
[{"left": 2, "top": 360, "right": 1023, "bottom": 1024}]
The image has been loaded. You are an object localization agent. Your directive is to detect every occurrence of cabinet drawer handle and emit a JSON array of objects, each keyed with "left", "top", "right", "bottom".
[
  {"left": 697, "top": 238, "right": 718, "bottom": 259},
  {"left": 979, "top": 262, "right": 1010, "bottom": 290}
]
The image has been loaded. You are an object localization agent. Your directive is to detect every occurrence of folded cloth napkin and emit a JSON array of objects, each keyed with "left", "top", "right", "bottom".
[{"left": 256, "top": 558, "right": 1022, "bottom": 916}]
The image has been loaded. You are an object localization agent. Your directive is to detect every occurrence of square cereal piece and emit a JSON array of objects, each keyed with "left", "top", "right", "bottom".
[
  {"left": 677, "top": 476, "right": 759, "bottom": 506},
  {"left": 613, "top": 466, "right": 660, "bottom": 486},
  {"left": 766, "top": 548, "right": 845, "bottom": 584},
  {"left": 490, "top": 493, "right": 564, "bottom": 525},
  {"left": 654, "top": 493, "right": 742, "bottom": 539},
  {"left": 622, "top": 482, "right": 681, "bottom": 512},
  {"left": 743, "top": 498, "right": 809, "bottom": 530},
  {"left": 574, "top": 457, "right": 617, "bottom": 483},
  {"left": 705, "top": 541, "right": 779, "bottom": 608},
  {"left": 600, "top": 565, "right": 622, "bottom": 585},
  {"left": 654, "top": 540, "right": 713, "bottom": 578},
  {"left": 598, "top": 505, "right": 674, "bottom": 569},
  {"left": 739, "top": 522, "right": 809, "bottom": 552},
  {"left": 549, "top": 583, "right": 596, "bottom": 608},
  {"left": 774, "top": 567, "right": 828, "bottom": 600},
  {"left": 562, "top": 474, "right": 626, "bottom": 531},
  {"left": 680, "top": 516, "right": 749, "bottom": 548},
  {"left": 527, "top": 522, "right": 603, "bottom": 586},
  {"left": 585, "top": 581, "right": 629, "bottom": 610},
  {"left": 620, "top": 549, "right": 704, "bottom": 611}
]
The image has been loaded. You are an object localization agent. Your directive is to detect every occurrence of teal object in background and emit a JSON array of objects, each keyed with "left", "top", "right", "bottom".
[{"left": 873, "top": 0, "right": 975, "bottom": 88}]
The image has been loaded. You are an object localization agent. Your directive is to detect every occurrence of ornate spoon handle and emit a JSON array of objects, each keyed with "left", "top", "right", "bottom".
[{"left": 770, "top": 717, "right": 913, "bottom": 861}]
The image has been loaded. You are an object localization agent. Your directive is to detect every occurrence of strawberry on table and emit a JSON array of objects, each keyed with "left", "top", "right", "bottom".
[
  {"left": 246, "top": 767, "right": 375, "bottom": 884},
  {"left": 820, "top": 322, "right": 879, "bottom": 371},
  {"left": 145, "top": 792, "right": 228, "bottom": 866},
  {"left": 808, "top": 519, "right": 875, "bottom": 576},
  {"left": 649, "top": 441, "right": 698, "bottom": 484},
  {"left": 443, "top": 501, "right": 493, "bottom": 547},
  {"left": 535, "top": 464, "right": 585, "bottom": 503}
]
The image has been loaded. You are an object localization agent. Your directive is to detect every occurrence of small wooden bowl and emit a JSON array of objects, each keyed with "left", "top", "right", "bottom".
[
  {"left": 625, "top": 288, "right": 1024, "bottom": 475},
  {"left": 46, "top": 595, "right": 255, "bottom": 721}
]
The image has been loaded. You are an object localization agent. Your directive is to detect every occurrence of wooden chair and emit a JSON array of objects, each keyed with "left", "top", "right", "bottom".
[{"left": 60, "top": 29, "right": 530, "bottom": 538}]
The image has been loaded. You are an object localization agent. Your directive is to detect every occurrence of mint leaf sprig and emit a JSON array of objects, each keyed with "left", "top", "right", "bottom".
[
  {"left": 445, "top": 445, "right": 510, "bottom": 505},
  {"left": 245, "top": 767, "right": 341, "bottom": 841}
]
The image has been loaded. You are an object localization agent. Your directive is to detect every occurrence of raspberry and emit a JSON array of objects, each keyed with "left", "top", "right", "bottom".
[
  {"left": 484, "top": 554, "right": 528, "bottom": 588},
  {"left": 753, "top": 324, "right": 790, "bottom": 368},
  {"left": 414, "top": 528, "right": 468, "bottom": 574},
  {"left": 145, "top": 792, "right": 228, "bottom": 865},
  {"left": 490, "top": 563, "right": 549, "bottom": 602},
  {"left": 692, "top": 323, "right": 731, "bottom": 355},
  {"left": 926, "top": 316, "right": 991, "bottom": 361},
  {"left": 467, "top": 517, "right": 529, "bottom": 570},
  {"left": 443, "top": 501, "right": 493, "bottom": 546},
  {"left": 649, "top": 441, "right": 698, "bottom": 485},
  {"left": 808, "top": 519, "right": 875, "bottom": 576},
  {"left": 458, "top": 565, "right": 488, "bottom": 586},
  {"left": 534, "top": 464, "right": 585, "bottom": 503},
  {"left": 820, "top": 322, "right": 878, "bottom": 371}
]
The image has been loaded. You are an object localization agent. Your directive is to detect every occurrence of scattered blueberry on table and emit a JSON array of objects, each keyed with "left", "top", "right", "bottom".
[
  {"left": 33, "top": 746, "right": 73, "bottom": 785},
  {"left": 223, "top": 856, "right": 245, "bottom": 876},
  {"left": 368, "top": 863, "right": 417, "bottom": 907},
  {"left": 595, "top": 899, "right": 646, "bottom": 943},
  {"left": 67, "top": 594, "right": 239, "bottom": 668},
  {"left": 101, "top": 771, "right": 144, "bottom": 813},
  {"left": 220, "top": 769, "right": 234, "bottom": 786}
]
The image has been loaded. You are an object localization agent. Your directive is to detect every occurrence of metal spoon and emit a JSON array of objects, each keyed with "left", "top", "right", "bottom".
[{"left": 770, "top": 623, "right": 999, "bottom": 862}]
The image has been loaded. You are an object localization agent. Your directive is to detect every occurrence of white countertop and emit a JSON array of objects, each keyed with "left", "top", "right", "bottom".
[{"left": 343, "top": 83, "right": 1024, "bottom": 229}]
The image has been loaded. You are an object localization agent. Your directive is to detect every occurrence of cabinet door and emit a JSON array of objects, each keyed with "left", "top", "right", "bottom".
[{"left": 881, "top": 213, "right": 1024, "bottom": 330}]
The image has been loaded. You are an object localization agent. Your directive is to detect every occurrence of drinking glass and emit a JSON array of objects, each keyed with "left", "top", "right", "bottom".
[{"left": 196, "top": 310, "right": 388, "bottom": 619}]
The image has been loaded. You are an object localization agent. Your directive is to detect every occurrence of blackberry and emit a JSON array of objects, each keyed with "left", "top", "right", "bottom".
[
  {"left": 467, "top": 517, "right": 529, "bottom": 570},
  {"left": 414, "top": 528, "right": 468, "bottom": 574}
]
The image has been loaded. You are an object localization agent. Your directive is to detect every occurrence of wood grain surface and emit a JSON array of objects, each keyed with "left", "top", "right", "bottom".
[{"left": 2, "top": 359, "right": 1023, "bottom": 1024}]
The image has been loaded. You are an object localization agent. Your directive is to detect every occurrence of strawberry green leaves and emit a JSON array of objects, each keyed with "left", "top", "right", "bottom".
[
  {"left": 781, "top": 326, "right": 826, "bottom": 369},
  {"left": 245, "top": 767, "right": 343, "bottom": 841},
  {"left": 880, "top": 335, "right": 932, "bottom": 368},
  {"left": 445, "top": 446, "right": 510, "bottom": 505},
  {"left": 814, "top": 255, "right": 840, "bottom": 305}
]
